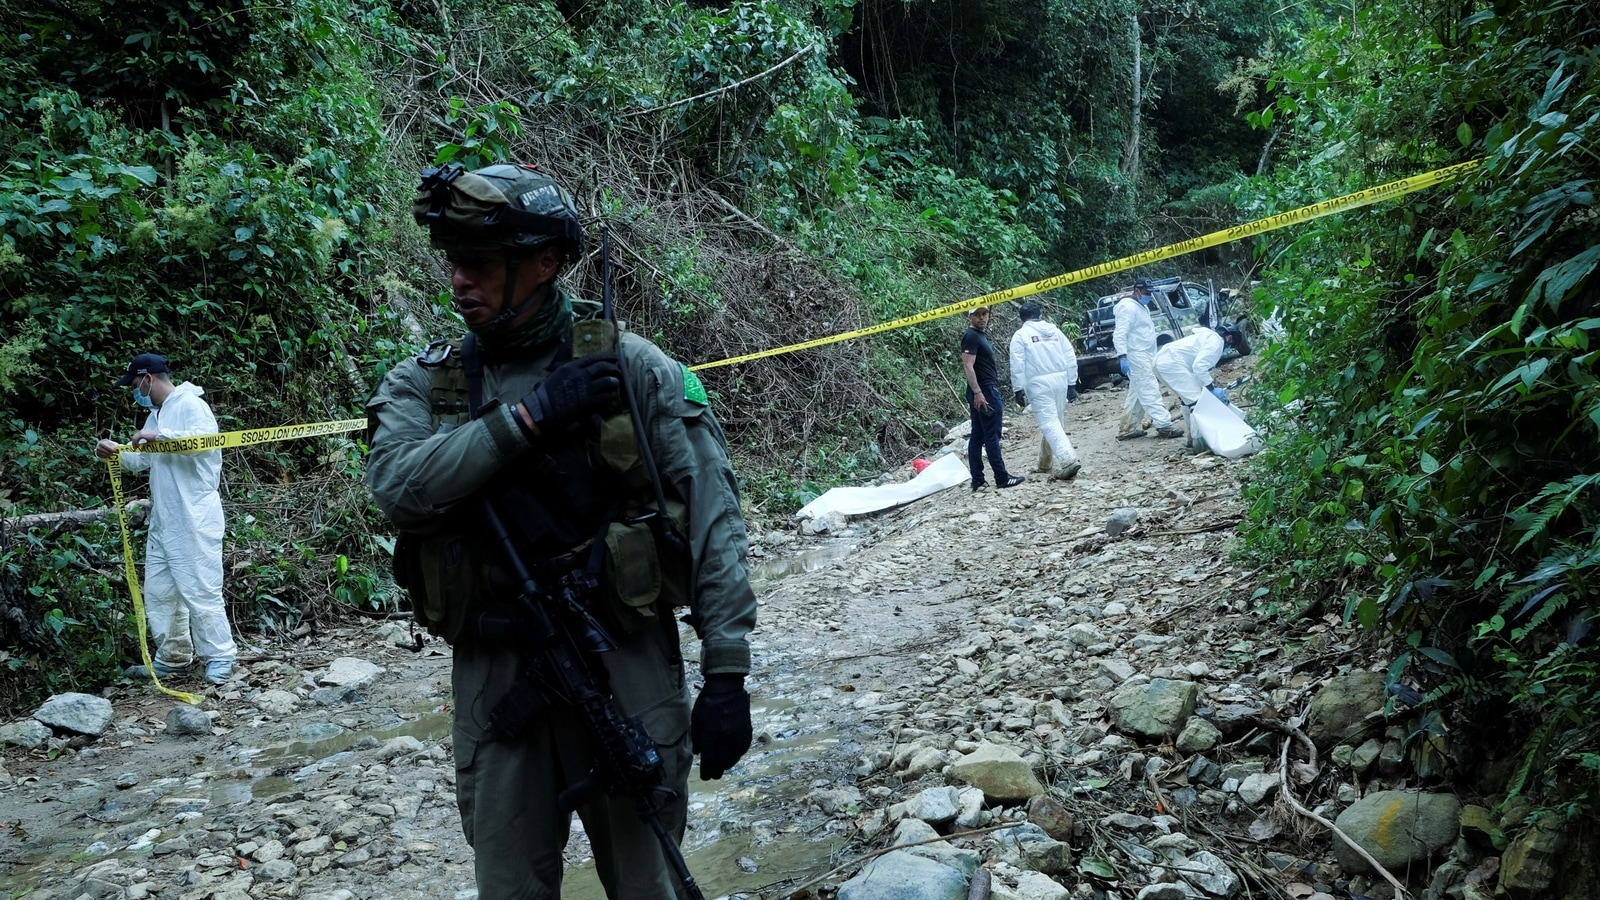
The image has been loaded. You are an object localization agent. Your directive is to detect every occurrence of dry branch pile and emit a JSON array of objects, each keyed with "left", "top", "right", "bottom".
[{"left": 367, "top": 23, "right": 960, "bottom": 502}]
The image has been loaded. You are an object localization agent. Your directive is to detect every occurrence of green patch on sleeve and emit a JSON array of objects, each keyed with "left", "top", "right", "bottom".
[{"left": 682, "top": 365, "right": 709, "bottom": 406}]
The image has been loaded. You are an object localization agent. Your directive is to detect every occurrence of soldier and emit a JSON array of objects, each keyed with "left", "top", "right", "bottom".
[{"left": 365, "top": 162, "right": 756, "bottom": 899}]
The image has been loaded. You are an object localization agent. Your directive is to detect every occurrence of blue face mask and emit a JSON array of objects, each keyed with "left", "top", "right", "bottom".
[{"left": 133, "top": 380, "right": 155, "bottom": 409}]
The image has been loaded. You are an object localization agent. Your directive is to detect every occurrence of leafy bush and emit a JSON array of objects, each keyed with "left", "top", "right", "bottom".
[
  {"left": 0, "top": 0, "right": 404, "bottom": 711},
  {"left": 1240, "top": 0, "right": 1599, "bottom": 814}
]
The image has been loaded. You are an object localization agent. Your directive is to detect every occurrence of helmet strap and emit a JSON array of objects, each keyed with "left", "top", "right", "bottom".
[{"left": 471, "top": 256, "right": 538, "bottom": 336}]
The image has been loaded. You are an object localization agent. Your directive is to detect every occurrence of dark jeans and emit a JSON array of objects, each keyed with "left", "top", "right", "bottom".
[{"left": 966, "top": 383, "right": 1011, "bottom": 485}]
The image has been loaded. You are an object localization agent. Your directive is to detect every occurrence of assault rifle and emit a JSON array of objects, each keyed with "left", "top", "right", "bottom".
[{"left": 477, "top": 496, "right": 705, "bottom": 900}]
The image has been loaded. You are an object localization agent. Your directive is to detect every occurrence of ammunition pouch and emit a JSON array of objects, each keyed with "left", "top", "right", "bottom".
[
  {"left": 400, "top": 317, "right": 693, "bottom": 642},
  {"left": 601, "top": 518, "right": 660, "bottom": 632},
  {"left": 594, "top": 513, "right": 681, "bottom": 632},
  {"left": 393, "top": 530, "right": 478, "bottom": 643}
]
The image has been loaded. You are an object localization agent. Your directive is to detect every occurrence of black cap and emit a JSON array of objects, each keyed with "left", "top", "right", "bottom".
[
  {"left": 1018, "top": 301, "right": 1042, "bottom": 321},
  {"left": 1134, "top": 278, "right": 1152, "bottom": 290},
  {"left": 115, "top": 353, "right": 170, "bottom": 386}
]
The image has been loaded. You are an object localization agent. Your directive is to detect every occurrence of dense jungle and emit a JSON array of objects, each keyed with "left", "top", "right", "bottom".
[{"left": 1, "top": 0, "right": 1597, "bottom": 892}]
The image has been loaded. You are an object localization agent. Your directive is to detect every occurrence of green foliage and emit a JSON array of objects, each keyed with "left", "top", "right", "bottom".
[
  {"left": 840, "top": 0, "right": 1286, "bottom": 274},
  {"left": 0, "top": 0, "right": 402, "bottom": 711},
  {"left": 0, "top": 522, "right": 134, "bottom": 711},
  {"left": 436, "top": 99, "right": 524, "bottom": 169},
  {"left": 1239, "top": 0, "right": 1599, "bottom": 813}
]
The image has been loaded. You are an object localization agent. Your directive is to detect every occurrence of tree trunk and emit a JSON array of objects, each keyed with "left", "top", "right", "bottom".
[
  {"left": 1120, "top": 11, "right": 1142, "bottom": 177},
  {"left": 2, "top": 500, "right": 150, "bottom": 533},
  {"left": 1256, "top": 122, "right": 1283, "bottom": 175}
]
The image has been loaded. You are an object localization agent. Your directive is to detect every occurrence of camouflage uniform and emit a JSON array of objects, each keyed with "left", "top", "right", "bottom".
[{"left": 366, "top": 291, "right": 756, "bottom": 899}]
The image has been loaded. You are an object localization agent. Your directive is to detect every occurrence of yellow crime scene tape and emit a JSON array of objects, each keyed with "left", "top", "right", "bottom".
[
  {"left": 108, "top": 418, "right": 367, "bottom": 703},
  {"left": 688, "top": 159, "right": 1483, "bottom": 371}
]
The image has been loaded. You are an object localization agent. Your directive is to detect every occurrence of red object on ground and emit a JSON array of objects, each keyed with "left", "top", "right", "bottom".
[{"left": 911, "top": 458, "right": 932, "bottom": 473}]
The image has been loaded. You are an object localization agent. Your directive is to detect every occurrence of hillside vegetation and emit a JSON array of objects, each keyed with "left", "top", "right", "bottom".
[
  {"left": 3, "top": 0, "right": 1597, "bottom": 835},
  {"left": 0, "top": 0, "right": 1269, "bottom": 706},
  {"left": 1238, "top": 0, "right": 1599, "bottom": 831}
]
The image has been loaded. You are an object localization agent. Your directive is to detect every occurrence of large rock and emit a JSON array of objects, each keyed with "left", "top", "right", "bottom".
[
  {"left": 889, "top": 787, "right": 961, "bottom": 825},
  {"left": 165, "top": 705, "right": 211, "bottom": 737},
  {"left": 992, "top": 823, "right": 1073, "bottom": 876},
  {"left": 0, "top": 718, "right": 53, "bottom": 750},
  {"left": 1499, "top": 817, "right": 1566, "bottom": 899},
  {"left": 902, "top": 747, "right": 948, "bottom": 779},
  {"left": 837, "top": 850, "right": 969, "bottom": 900},
  {"left": 317, "top": 658, "right": 383, "bottom": 688},
  {"left": 1026, "top": 794, "right": 1074, "bottom": 841},
  {"left": 1110, "top": 679, "right": 1199, "bottom": 739},
  {"left": 1178, "top": 850, "right": 1242, "bottom": 897},
  {"left": 1011, "top": 871, "right": 1070, "bottom": 900},
  {"left": 891, "top": 818, "right": 980, "bottom": 874},
  {"left": 254, "top": 690, "right": 300, "bottom": 716},
  {"left": 1208, "top": 702, "right": 1267, "bottom": 737},
  {"left": 948, "top": 743, "right": 1044, "bottom": 801},
  {"left": 1306, "top": 671, "right": 1386, "bottom": 747},
  {"left": 1237, "top": 772, "right": 1281, "bottom": 805},
  {"left": 1106, "top": 508, "right": 1139, "bottom": 537},
  {"left": 1176, "top": 717, "right": 1222, "bottom": 753},
  {"left": 1333, "top": 790, "right": 1461, "bottom": 873},
  {"left": 34, "top": 693, "right": 114, "bottom": 736}
]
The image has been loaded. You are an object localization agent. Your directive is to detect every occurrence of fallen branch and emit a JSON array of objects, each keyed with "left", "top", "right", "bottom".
[
  {"left": 785, "top": 821, "right": 1018, "bottom": 899},
  {"left": 1277, "top": 736, "right": 1411, "bottom": 899},
  {"left": 622, "top": 45, "right": 815, "bottom": 119},
  {"left": 1253, "top": 715, "right": 1319, "bottom": 773},
  {"left": 826, "top": 633, "right": 959, "bottom": 662},
  {"left": 1145, "top": 517, "right": 1242, "bottom": 537},
  {"left": 2, "top": 500, "right": 151, "bottom": 533},
  {"left": 707, "top": 191, "right": 798, "bottom": 253}
]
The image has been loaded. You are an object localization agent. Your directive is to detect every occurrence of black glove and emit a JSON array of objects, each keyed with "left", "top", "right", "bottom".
[
  {"left": 1067, "top": 385, "right": 1079, "bottom": 402},
  {"left": 523, "top": 354, "right": 622, "bottom": 433},
  {"left": 690, "top": 674, "right": 752, "bottom": 780},
  {"left": 1013, "top": 390, "right": 1027, "bottom": 408}
]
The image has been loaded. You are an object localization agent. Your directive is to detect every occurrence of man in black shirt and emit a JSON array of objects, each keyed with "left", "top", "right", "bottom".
[{"left": 960, "top": 306, "right": 1025, "bottom": 491}]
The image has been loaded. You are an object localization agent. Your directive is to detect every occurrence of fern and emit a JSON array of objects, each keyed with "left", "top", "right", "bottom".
[
  {"left": 1509, "top": 473, "right": 1600, "bottom": 551},
  {"left": 1510, "top": 717, "right": 1561, "bottom": 798}
]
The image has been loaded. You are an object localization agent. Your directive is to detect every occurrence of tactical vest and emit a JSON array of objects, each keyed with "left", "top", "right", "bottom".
[{"left": 391, "top": 318, "right": 690, "bottom": 643}]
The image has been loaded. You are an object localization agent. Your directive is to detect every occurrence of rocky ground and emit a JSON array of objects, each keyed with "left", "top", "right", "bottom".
[{"left": 0, "top": 362, "right": 1546, "bottom": 900}]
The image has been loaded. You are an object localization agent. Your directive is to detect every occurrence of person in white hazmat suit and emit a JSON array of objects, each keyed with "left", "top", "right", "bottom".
[
  {"left": 1153, "top": 324, "right": 1246, "bottom": 449},
  {"left": 95, "top": 353, "right": 237, "bottom": 685},
  {"left": 1008, "top": 302, "right": 1083, "bottom": 480},
  {"left": 1113, "top": 280, "right": 1183, "bottom": 441}
]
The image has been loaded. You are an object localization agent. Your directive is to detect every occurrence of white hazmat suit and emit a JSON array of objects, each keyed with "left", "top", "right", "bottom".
[
  {"left": 119, "top": 382, "right": 235, "bottom": 668},
  {"left": 1008, "top": 318, "right": 1080, "bottom": 477},
  {"left": 1154, "top": 327, "right": 1227, "bottom": 404},
  {"left": 1112, "top": 295, "right": 1173, "bottom": 431},
  {"left": 1155, "top": 327, "right": 1228, "bottom": 450}
]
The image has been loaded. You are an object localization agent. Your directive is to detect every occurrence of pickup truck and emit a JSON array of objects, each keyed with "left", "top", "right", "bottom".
[{"left": 1076, "top": 276, "right": 1243, "bottom": 385}]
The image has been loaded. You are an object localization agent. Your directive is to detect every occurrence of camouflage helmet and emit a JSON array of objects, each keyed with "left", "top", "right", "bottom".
[{"left": 413, "top": 162, "right": 582, "bottom": 260}]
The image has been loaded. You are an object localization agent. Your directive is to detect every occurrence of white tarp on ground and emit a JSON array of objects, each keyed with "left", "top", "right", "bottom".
[
  {"left": 797, "top": 453, "right": 969, "bottom": 520},
  {"left": 1191, "top": 391, "right": 1262, "bottom": 458}
]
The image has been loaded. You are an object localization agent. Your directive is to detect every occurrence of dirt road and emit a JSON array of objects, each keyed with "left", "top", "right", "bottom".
[{"left": 4, "top": 359, "right": 1358, "bottom": 900}]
